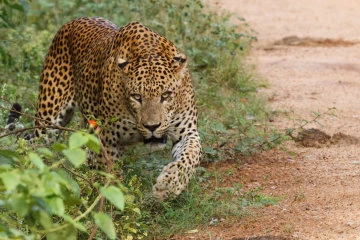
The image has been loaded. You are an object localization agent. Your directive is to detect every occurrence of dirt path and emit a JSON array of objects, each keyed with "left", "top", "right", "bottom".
[{"left": 187, "top": 1, "right": 360, "bottom": 239}]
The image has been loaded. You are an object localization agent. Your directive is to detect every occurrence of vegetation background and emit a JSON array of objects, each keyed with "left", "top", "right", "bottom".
[{"left": 0, "top": 0, "right": 283, "bottom": 239}]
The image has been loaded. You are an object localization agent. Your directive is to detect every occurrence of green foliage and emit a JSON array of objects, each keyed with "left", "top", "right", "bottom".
[
  {"left": 0, "top": 132, "right": 126, "bottom": 239},
  {"left": 93, "top": 212, "right": 116, "bottom": 240},
  {"left": 137, "top": 168, "right": 280, "bottom": 238},
  {"left": 241, "top": 188, "right": 281, "bottom": 207},
  {"left": 101, "top": 186, "right": 125, "bottom": 211},
  {"left": 142, "top": 179, "right": 247, "bottom": 237},
  {"left": 0, "top": 0, "right": 285, "bottom": 238}
]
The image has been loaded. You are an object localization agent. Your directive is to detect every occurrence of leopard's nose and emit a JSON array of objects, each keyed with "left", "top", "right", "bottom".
[{"left": 143, "top": 123, "right": 161, "bottom": 132}]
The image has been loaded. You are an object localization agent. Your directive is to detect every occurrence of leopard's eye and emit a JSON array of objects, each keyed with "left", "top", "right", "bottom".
[
  {"left": 161, "top": 91, "right": 172, "bottom": 102},
  {"left": 131, "top": 94, "right": 142, "bottom": 103}
]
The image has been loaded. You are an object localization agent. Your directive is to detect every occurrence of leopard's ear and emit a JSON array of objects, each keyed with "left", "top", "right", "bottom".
[
  {"left": 172, "top": 53, "right": 187, "bottom": 71},
  {"left": 117, "top": 57, "right": 130, "bottom": 73}
]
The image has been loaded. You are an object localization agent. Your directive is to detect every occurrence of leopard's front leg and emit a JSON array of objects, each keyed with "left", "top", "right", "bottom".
[
  {"left": 153, "top": 132, "right": 202, "bottom": 200},
  {"left": 87, "top": 122, "right": 125, "bottom": 170}
]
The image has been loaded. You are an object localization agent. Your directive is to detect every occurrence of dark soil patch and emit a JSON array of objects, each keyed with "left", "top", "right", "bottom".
[
  {"left": 292, "top": 128, "right": 359, "bottom": 148},
  {"left": 272, "top": 36, "right": 358, "bottom": 47}
]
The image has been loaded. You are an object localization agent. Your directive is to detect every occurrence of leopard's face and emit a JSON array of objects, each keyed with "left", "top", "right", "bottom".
[{"left": 118, "top": 55, "right": 185, "bottom": 148}]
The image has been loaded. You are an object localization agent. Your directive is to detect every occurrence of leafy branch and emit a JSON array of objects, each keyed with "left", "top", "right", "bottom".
[{"left": 0, "top": 131, "right": 124, "bottom": 240}]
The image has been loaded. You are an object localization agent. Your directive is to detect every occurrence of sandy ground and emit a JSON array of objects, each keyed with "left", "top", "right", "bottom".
[{"left": 180, "top": 1, "right": 360, "bottom": 239}]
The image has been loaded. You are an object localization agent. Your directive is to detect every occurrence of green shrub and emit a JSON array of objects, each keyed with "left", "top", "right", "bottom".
[{"left": 0, "top": 132, "right": 126, "bottom": 239}]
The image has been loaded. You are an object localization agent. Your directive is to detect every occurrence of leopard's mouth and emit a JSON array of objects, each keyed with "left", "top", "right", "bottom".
[{"left": 144, "top": 135, "right": 168, "bottom": 145}]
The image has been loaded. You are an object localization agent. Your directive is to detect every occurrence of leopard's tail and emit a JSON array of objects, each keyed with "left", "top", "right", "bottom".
[
  {"left": 5, "top": 103, "right": 34, "bottom": 140},
  {"left": 5, "top": 103, "right": 22, "bottom": 131}
]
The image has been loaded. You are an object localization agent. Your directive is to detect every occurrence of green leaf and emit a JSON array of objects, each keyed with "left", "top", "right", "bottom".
[
  {"left": 132, "top": 207, "right": 141, "bottom": 215},
  {"left": 28, "top": 152, "right": 45, "bottom": 170},
  {"left": 57, "top": 170, "right": 80, "bottom": 197},
  {"left": 52, "top": 142, "right": 67, "bottom": 152},
  {"left": 0, "top": 149, "right": 19, "bottom": 165},
  {"left": 63, "top": 214, "right": 87, "bottom": 232},
  {"left": 37, "top": 147, "right": 54, "bottom": 158},
  {"left": 100, "top": 186, "right": 125, "bottom": 211},
  {"left": 46, "top": 197, "right": 64, "bottom": 216},
  {"left": 213, "top": 122, "right": 227, "bottom": 133},
  {"left": 9, "top": 3, "right": 25, "bottom": 12},
  {"left": 42, "top": 173, "right": 61, "bottom": 196},
  {"left": 10, "top": 195, "right": 29, "bottom": 217},
  {"left": 86, "top": 134, "right": 101, "bottom": 154},
  {"left": 93, "top": 212, "right": 116, "bottom": 239},
  {"left": 47, "top": 224, "right": 77, "bottom": 240},
  {"left": 203, "top": 147, "right": 217, "bottom": 156},
  {"left": 36, "top": 210, "right": 53, "bottom": 230},
  {"left": 0, "top": 171, "right": 20, "bottom": 191},
  {"left": 62, "top": 148, "right": 86, "bottom": 168},
  {"left": 69, "top": 132, "right": 88, "bottom": 149},
  {"left": 6, "top": 228, "right": 28, "bottom": 238}
]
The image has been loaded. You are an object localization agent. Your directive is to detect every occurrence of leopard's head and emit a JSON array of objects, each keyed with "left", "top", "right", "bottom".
[{"left": 118, "top": 53, "right": 188, "bottom": 148}]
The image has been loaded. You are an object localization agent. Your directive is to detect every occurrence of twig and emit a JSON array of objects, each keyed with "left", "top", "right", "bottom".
[
  {"left": 0, "top": 105, "right": 77, "bottom": 139},
  {"left": 87, "top": 196, "right": 105, "bottom": 240},
  {"left": 87, "top": 142, "right": 114, "bottom": 240},
  {"left": 0, "top": 125, "right": 76, "bottom": 139},
  {"left": 0, "top": 105, "right": 55, "bottom": 125},
  {"left": 286, "top": 107, "right": 336, "bottom": 139},
  {"left": 44, "top": 179, "right": 108, "bottom": 234},
  {"left": 62, "top": 164, "right": 97, "bottom": 193}
]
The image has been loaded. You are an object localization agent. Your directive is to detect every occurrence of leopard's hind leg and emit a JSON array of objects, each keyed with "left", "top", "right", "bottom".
[{"left": 34, "top": 23, "right": 76, "bottom": 140}]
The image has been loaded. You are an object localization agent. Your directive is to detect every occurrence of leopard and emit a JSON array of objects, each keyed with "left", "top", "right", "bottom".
[{"left": 33, "top": 17, "right": 202, "bottom": 200}]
